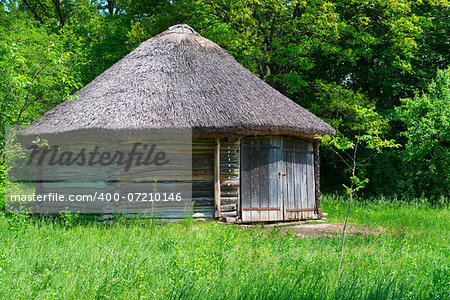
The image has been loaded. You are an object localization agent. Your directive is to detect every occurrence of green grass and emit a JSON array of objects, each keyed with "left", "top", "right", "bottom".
[{"left": 0, "top": 195, "right": 448, "bottom": 299}]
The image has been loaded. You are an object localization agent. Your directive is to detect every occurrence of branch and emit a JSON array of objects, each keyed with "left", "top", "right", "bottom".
[
  {"left": 330, "top": 147, "right": 352, "bottom": 170},
  {"left": 0, "top": 105, "right": 26, "bottom": 163},
  {"left": 22, "top": 0, "right": 45, "bottom": 24},
  {"left": 9, "top": 82, "right": 22, "bottom": 109},
  {"left": 353, "top": 130, "right": 361, "bottom": 170},
  {"left": 357, "top": 151, "right": 378, "bottom": 165},
  {"left": 343, "top": 149, "right": 354, "bottom": 161},
  {"left": 1, "top": 64, "right": 47, "bottom": 162},
  {"left": 0, "top": 98, "right": 6, "bottom": 136},
  {"left": 51, "top": 0, "right": 64, "bottom": 27},
  {"left": 24, "top": 64, "right": 46, "bottom": 108},
  {"left": 35, "top": 0, "right": 52, "bottom": 19},
  {"left": 338, "top": 180, "right": 354, "bottom": 273}
]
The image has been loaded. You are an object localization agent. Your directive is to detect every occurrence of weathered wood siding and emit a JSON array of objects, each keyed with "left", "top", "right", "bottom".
[
  {"left": 313, "top": 140, "right": 322, "bottom": 216},
  {"left": 191, "top": 139, "right": 215, "bottom": 219}
]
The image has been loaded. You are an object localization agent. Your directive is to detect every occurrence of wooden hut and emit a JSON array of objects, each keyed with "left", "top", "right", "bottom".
[{"left": 22, "top": 24, "right": 335, "bottom": 222}]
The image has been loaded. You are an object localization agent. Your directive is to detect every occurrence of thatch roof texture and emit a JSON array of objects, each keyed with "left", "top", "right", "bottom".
[{"left": 24, "top": 24, "right": 335, "bottom": 139}]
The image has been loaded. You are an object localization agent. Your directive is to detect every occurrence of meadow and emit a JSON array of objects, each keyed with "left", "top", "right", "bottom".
[{"left": 0, "top": 194, "right": 448, "bottom": 299}]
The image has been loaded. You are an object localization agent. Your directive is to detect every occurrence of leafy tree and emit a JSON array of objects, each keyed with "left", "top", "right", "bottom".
[
  {"left": 5, "top": 0, "right": 78, "bottom": 30},
  {"left": 317, "top": 106, "right": 400, "bottom": 272},
  {"left": 160, "top": 0, "right": 447, "bottom": 198},
  {"left": 0, "top": 9, "right": 80, "bottom": 210},
  {"left": 170, "top": 0, "right": 440, "bottom": 108},
  {"left": 396, "top": 67, "right": 450, "bottom": 200},
  {"left": 404, "top": 1, "right": 450, "bottom": 99},
  {"left": 0, "top": 11, "right": 77, "bottom": 138}
]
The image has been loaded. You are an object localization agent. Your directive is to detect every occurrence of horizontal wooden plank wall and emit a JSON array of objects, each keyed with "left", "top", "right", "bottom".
[
  {"left": 35, "top": 142, "right": 111, "bottom": 213},
  {"left": 32, "top": 136, "right": 319, "bottom": 222},
  {"left": 218, "top": 138, "right": 240, "bottom": 220},
  {"left": 34, "top": 139, "right": 216, "bottom": 219},
  {"left": 190, "top": 139, "right": 215, "bottom": 219}
]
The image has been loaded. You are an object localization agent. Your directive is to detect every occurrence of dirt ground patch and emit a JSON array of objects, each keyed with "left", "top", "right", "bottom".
[{"left": 256, "top": 223, "right": 386, "bottom": 237}]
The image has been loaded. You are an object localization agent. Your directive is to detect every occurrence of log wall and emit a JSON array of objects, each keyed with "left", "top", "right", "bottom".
[
  {"left": 35, "top": 139, "right": 216, "bottom": 219},
  {"left": 218, "top": 138, "right": 241, "bottom": 221}
]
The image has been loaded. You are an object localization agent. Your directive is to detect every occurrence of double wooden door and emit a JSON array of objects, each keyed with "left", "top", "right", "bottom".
[{"left": 240, "top": 136, "right": 315, "bottom": 222}]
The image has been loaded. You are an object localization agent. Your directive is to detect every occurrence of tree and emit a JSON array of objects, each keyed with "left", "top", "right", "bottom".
[
  {"left": 4, "top": 0, "right": 78, "bottom": 30},
  {"left": 396, "top": 67, "right": 450, "bottom": 200},
  {"left": 317, "top": 106, "right": 400, "bottom": 272},
  {"left": 158, "top": 0, "right": 446, "bottom": 197},
  {"left": 0, "top": 9, "right": 79, "bottom": 182},
  {"left": 170, "top": 0, "right": 442, "bottom": 108}
]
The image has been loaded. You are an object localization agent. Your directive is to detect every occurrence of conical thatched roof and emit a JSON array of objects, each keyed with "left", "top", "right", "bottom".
[{"left": 24, "top": 24, "right": 335, "bottom": 140}]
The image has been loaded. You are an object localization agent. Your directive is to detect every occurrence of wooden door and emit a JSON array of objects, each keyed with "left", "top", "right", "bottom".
[
  {"left": 241, "top": 137, "right": 284, "bottom": 222},
  {"left": 240, "top": 137, "right": 315, "bottom": 222},
  {"left": 283, "top": 138, "right": 316, "bottom": 220}
]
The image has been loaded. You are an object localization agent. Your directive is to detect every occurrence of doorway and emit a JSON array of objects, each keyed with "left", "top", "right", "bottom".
[{"left": 240, "top": 136, "right": 315, "bottom": 222}]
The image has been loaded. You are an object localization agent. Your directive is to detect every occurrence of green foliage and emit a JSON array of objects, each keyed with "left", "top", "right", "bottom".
[
  {"left": 318, "top": 106, "right": 400, "bottom": 196},
  {"left": 0, "top": 9, "right": 80, "bottom": 144},
  {"left": 59, "top": 211, "right": 79, "bottom": 229},
  {"left": 397, "top": 67, "right": 450, "bottom": 199},
  {"left": 163, "top": 0, "right": 447, "bottom": 198},
  {"left": 0, "top": 164, "right": 4, "bottom": 211},
  {"left": 5, "top": 211, "right": 30, "bottom": 232},
  {"left": 343, "top": 176, "right": 369, "bottom": 195},
  {"left": 5, "top": 0, "right": 77, "bottom": 30},
  {"left": 174, "top": 0, "right": 446, "bottom": 109},
  {"left": 311, "top": 81, "right": 372, "bottom": 134}
]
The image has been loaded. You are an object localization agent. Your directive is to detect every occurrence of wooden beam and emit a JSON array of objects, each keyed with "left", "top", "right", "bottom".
[
  {"left": 214, "top": 138, "right": 221, "bottom": 218},
  {"left": 313, "top": 140, "right": 321, "bottom": 216},
  {"left": 242, "top": 207, "right": 281, "bottom": 211},
  {"left": 285, "top": 208, "right": 315, "bottom": 212}
]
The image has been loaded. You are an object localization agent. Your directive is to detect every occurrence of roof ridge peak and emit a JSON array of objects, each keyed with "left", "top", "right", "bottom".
[{"left": 168, "top": 24, "right": 198, "bottom": 35}]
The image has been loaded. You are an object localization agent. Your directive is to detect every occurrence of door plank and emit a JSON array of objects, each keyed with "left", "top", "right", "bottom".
[
  {"left": 259, "top": 137, "right": 270, "bottom": 221},
  {"left": 293, "top": 140, "right": 302, "bottom": 219},
  {"left": 241, "top": 140, "right": 252, "bottom": 221},
  {"left": 269, "top": 137, "right": 283, "bottom": 221},
  {"left": 250, "top": 140, "right": 261, "bottom": 221},
  {"left": 306, "top": 143, "right": 315, "bottom": 218}
]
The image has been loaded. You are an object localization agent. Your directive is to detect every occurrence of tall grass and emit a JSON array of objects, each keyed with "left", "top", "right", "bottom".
[
  {"left": 0, "top": 195, "right": 448, "bottom": 299},
  {"left": 322, "top": 194, "right": 450, "bottom": 241}
]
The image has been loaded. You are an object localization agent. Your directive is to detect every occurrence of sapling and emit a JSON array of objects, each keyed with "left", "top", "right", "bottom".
[{"left": 316, "top": 106, "right": 400, "bottom": 273}]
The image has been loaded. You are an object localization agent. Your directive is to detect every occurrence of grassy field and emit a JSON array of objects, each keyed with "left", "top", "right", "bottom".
[{"left": 0, "top": 194, "right": 448, "bottom": 299}]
